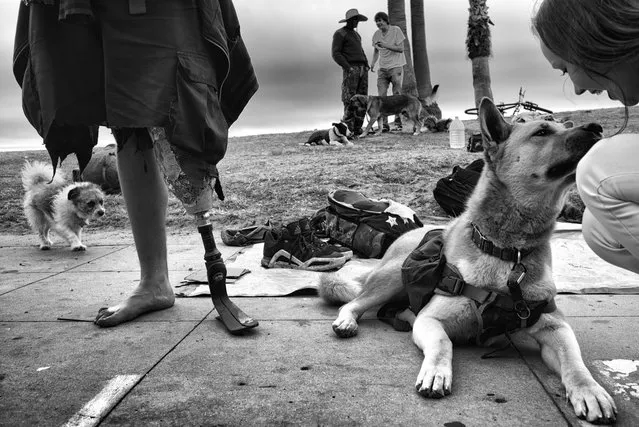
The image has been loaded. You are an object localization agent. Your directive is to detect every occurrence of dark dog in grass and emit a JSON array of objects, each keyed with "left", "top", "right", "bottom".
[{"left": 319, "top": 97, "right": 616, "bottom": 424}]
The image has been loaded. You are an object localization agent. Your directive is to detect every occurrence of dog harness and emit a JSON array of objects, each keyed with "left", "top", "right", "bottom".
[{"left": 400, "top": 225, "right": 556, "bottom": 345}]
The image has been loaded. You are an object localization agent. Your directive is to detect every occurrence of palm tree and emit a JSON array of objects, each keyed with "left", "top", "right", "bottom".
[
  {"left": 388, "top": 0, "right": 418, "bottom": 96},
  {"left": 410, "top": 0, "right": 433, "bottom": 98},
  {"left": 467, "top": 0, "right": 494, "bottom": 108}
]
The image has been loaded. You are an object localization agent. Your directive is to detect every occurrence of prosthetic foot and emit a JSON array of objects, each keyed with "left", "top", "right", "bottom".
[
  {"left": 198, "top": 220, "right": 258, "bottom": 334},
  {"left": 150, "top": 128, "right": 257, "bottom": 334}
]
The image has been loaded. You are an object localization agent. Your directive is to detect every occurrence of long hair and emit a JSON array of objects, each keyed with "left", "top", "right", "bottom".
[
  {"left": 532, "top": 0, "right": 639, "bottom": 132},
  {"left": 532, "top": 0, "right": 639, "bottom": 69}
]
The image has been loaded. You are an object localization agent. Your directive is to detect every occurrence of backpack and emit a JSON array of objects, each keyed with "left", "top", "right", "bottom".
[
  {"left": 466, "top": 132, "right": 484, "bottom": 153},
  {"left": 72, "top": 144, "right": 121, "bottom": 194},
  {"left": 432, "top": 158, "right": 485, "bottom": 216},
  {"left": 316, "top": 189, "right": 423, "bottom": 258}
]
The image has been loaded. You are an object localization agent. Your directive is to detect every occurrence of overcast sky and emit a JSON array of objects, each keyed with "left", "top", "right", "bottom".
[{"left": 0, "top": 0, "right": 620, "bottom": 150}]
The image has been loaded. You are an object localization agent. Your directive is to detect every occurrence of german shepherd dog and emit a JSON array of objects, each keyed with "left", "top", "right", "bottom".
[
  {"left": 348, "top": 94, "right": 424, "bottom": 137},
  {"left": 319, "top": 98, "right": 617, "bottom": 424}
]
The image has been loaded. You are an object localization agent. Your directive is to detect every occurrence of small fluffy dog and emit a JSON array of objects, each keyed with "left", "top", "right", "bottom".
[
  {"left": 21, "top": 161, "right": 106, "bottom": 251},
  {"left": 305, "top": 122, "right": 353, "bottom": 146}
]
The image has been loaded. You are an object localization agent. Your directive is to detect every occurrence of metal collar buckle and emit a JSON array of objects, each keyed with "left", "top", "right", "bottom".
[{"left": 514, "top": 300, "right": 531, "bottom": 320}]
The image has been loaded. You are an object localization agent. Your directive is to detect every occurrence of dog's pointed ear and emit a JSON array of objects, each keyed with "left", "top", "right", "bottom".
[
  {"left": 479, "top": 97, "right": 512, "bottom": 156},
  {"left": 332, "top": 123, "right": 339, "bottom": 127},
  {"left": 68, "top": 187, "right": 80, "bottom": 201}
]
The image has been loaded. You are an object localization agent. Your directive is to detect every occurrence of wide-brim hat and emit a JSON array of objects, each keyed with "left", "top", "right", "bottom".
[{"left": 339, "top": 8, "right": 368, "bottom": 23}]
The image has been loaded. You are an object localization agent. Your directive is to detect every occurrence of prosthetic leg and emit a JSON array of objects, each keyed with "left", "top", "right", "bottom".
[
  {"left": 150, "top": 128, "right": 258, "bottom": 334},
  {"left": 196, "top": 213, "right": 258, "bottom": 333}
]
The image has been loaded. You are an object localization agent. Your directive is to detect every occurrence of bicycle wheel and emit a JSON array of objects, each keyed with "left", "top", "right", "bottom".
[
  {"left": 522, "top": 102, "right": 553, "bottom": 114},
  {"left": 464, "top": 102, "right": 519, "bottom": 116}
]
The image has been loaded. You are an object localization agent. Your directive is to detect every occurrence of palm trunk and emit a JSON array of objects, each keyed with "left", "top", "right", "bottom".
[
  {"left": 388, "top": 0, "right": 418, "bottom": 96},
  {"left": 410, "top": 0, "right": 432, "bottom": 98},
  {"left": 467, "top": 0, "right": 494, "bottom": 108},
  {"left": 471, "top": 57, "right": 493, "bottom": 108}
]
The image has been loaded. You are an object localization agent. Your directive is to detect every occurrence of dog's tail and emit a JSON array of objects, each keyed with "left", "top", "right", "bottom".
[
  {"left": 20, "top": 161, "right": 61, "bottom": 190},
  {"left": 425, "top": 84, "right": 440, "bottom": 105},
  {"left": 318, "top": 270, "right": 366, "bottom": 305}
]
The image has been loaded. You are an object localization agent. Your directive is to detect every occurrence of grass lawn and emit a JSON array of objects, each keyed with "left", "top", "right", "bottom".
[{"left": 2, "top": 105, "right": 636, "bottom": 236}]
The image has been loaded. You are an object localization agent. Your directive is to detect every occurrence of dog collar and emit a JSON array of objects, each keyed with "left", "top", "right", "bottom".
[{"left": 470, "top": 223, "right": 533, "bottom": 263}]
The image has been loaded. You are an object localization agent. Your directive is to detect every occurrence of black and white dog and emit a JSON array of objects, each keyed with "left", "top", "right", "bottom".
[{"left": 305, "top": 122, "right": 353, "bottom": 146}]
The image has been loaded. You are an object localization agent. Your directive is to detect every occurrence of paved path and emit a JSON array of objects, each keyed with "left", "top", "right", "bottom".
[{"left": 1, "top": 231, "right": 637, "bottom": 426}]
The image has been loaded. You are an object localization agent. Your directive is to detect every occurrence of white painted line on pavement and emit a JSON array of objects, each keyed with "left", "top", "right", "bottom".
[
  {"left": 63, "top": 374, "right": 142, "bottom": 427},
  {"left": 594, "top": 359, "right": 639, "bottom": 401}
]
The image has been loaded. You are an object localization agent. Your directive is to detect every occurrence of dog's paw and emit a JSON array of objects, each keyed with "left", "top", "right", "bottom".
[
  {"left": 567, "top": 381, "right": 617, "bottom": 424},
  {"left": 415, "top": 364, "right": 452, "bottom": 399},
  {"left": 332, "top": 319, "right": 358, "bottom": 338},
  {"left": 332, "top": 311, "right": 359, "bottom": 338},
  {"left": 71, "top": 244, "right": 87, "bottom": 252},
  {"left": 39, "top": 238, "right": 53, "bottom": 250}
]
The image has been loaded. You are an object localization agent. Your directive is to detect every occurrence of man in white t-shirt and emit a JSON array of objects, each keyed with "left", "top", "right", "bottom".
[{"left": 370, "top": 11, "right": 406, "bottom": 131}]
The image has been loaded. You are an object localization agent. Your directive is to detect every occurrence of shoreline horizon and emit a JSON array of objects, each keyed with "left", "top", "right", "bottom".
[{"left": 1, "top": 103, "right": 633, "bottom": 153}]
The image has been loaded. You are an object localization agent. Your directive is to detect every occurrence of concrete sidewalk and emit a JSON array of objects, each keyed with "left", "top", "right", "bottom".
[{"left": 1, "top": 231, "right": 637, "bottom": 426}]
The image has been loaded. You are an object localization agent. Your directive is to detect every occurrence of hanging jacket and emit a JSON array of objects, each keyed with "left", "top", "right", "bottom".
[{"left": 12, "top": 0, "right": 258, "bottom": 173}]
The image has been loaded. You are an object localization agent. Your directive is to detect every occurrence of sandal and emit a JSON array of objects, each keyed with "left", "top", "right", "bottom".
[{"left": 221, "top": 220, "right": 274, "bottom": 246}]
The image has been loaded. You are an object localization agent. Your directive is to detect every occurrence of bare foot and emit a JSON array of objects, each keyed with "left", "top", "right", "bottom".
[{"left": 94, "top": 280, "right": 175, "bottom": 327}]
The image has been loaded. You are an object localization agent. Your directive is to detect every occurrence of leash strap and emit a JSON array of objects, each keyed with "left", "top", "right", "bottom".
[
  {"left": 506, "top": 262, "right": 531, "bottom": 327},
  {"left": 439, "top": 264, "right": 492, "bottom": 303}
]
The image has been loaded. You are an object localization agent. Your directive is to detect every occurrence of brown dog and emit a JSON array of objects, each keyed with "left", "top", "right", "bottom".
[
  {"left": 348, "top": 93, "right": 423, "bottom": 137},
  {"left": 319, "top": 97, "right": 617, "bottom": 424}
]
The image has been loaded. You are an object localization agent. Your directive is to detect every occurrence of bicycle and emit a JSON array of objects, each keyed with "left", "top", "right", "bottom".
[{"left": 464, "top": 87, "right": 554, "bottom": 117}]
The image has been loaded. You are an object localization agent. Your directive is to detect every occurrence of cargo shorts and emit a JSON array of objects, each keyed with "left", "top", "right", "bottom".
[{"left": 22, "top": 0, "right": 228, "bottom": 166}]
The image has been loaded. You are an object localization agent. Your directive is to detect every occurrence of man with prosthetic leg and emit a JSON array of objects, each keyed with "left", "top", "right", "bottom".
[
  {"left": 151, "top": 127, "right": 259, "bottom": 333},
  {"left": 14, "top": 0, "right": 259, "bottom": 333}
]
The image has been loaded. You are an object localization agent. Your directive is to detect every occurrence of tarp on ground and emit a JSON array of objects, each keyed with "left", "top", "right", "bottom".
[{"left": 177, "top": 223, "right": 639, "bottom": 297}]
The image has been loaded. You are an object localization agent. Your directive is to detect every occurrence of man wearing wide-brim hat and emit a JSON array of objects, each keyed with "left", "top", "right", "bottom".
[{"left": 332, "top": 8, "right": 370, "bottom": 137}]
